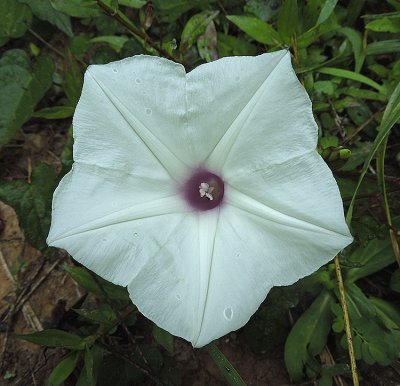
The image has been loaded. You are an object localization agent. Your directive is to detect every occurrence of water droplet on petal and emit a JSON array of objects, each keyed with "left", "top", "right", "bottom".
[
  {"left": 112, "top": 68, "right": 118, "bottom": 73},
  {"left": 176, "top": 294, "right": 181, "bottom": 300},
  {"left": 224, "top": 307, "right": 233, "bottom": 320},
  {"left": 135, "top": 78, "right": 141, "bottom": 84},
  {"left": 145, "top": 108, "right": 152, "bottom": 115},
  {"left": 133, "top": 232, "right": 138, "bottom": 237}
]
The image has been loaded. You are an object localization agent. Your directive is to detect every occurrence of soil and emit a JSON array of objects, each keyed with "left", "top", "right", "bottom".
[{"left": 0, "top": 198, "right": 291, "bottom": 386}]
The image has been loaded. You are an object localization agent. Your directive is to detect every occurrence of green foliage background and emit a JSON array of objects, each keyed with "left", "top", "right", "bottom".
[{"left": 0, "top": 0, "right": 400, "bottom": 385}]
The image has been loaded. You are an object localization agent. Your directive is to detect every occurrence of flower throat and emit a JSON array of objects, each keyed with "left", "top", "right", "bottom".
[{"left": 183, "top": 169, "right": 224, "bottom": 211}]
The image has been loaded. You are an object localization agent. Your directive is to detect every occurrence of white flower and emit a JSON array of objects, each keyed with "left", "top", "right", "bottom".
[{"left": 47, "top": 50, "right": 352, "bottom": 347}]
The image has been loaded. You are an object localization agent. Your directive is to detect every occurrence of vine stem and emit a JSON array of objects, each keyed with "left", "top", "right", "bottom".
[
  {"left": 334, "top": 255, "right": 359, "bottom": 386},
  {"left": 96, "top": 0, "right": 183, "bottom": 64}
]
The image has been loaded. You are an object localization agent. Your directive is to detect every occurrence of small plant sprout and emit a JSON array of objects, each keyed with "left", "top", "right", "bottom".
[{"left": 47, "top": 50, "right": 352, "bottom": 347}]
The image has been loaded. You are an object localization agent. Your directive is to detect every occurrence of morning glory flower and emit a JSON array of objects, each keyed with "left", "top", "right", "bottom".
[{"left": 47, "top": 50, "right": 352, "bottom": 347}]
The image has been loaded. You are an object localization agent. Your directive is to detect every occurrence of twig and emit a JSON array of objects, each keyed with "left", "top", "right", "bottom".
[
  {"left": 320, "top": 346, "right": 347, "bottom": 386},
  {"left": 342, "top": 108, "right": 384, "bottom": 144},
  {"left": 15, "top": 260, "right": 61, "bottom": 314},
  {"left": 334, "top": 255, "right": 359, "bottom": 386},
  {"left": 0, "top": 250, "right": 44, "bottom": 370},
  {"left": 96, "top": 0, "right": 182, "bottom": 64},
  {"left": 27, "top": 27, "right": 65, "bottom": 58}
]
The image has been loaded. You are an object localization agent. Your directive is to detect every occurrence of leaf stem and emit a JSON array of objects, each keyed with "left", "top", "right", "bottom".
[{"left": 334, "top": 255, "right": 359, "bottom": 386}]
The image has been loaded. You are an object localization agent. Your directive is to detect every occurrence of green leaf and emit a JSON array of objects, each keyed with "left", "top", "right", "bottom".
[
  {"left": 244, "top": 0, "right": 282, "bottom": 21},
  {"left": 63, "top": 51, "right": 84, "bottom": 106},
  {"left": 70, "top": 35, "right": 92, "bottom": 59},
  {"left": 217, "top": 33, "right": 256, "bottom": 57},
  {"left": 91, "top": 36, "right": 129, "bottom": 53},
  {"left": 60, "top": 126, "right": 73, "bottom": 175},
  {"left": 0, "top": 164, "right": 57, "bottom": 251},
  {"left": 346, "top": 81, "right": 400, "bottom": 224},
  {"left": 277, "top": 0, "right": 298, "bottom": 43},
  {"left": 47, "top": 351, "right": 81, "bottom": 386},
  {"left": 85, "top": 345, "right": 94, "bottom": 385},
  {"left": 346, "top": 0, "right": 366, "bottom": 25},
  {"left": 339, "top": 27, "right": 365, "bottom": 72},
  {"left": 0, "top": 0, "right": 32, "bottom": 43},
  {"left": 370, "top": 297, "right": 400, "bottom": 331},
  {"left": 152, "top": 0, "right": 205, "bottom": 22},
  {"left": 297, "top": 15, "right": 339, "bottom": 48},
  {"left": 366, "top": 39, "right": 400, "bottom": 55},
  {"left": 339, "top": 87, "right": 386, "bottom": 101},
  {"left": 76, "top": 346, "right": 104, "bottom": 386},
  {"left": 50, "top": 0, "right": 101, "bottom": 18},
  {"left": 345, "top": 238, "right": 395, "bottom": 283},
  {"left": 180, "top": 11, "right": 219, "bottom": 52},
  {"left": 366, "top": 17, "right": 400, "bottom": 33},
  {"left": 33, "top": 106, "right": 75, "bottom": 119},
  {"left": 206, "top": 343, "right": 247, "bottom": 386},
  {"left": 0, "top": 50, "right": 54, "bottom": 148},
  {"left": 284, "top": 290, "right": 333, "bottom": 381},
  {"left": 316, "top": 0, "right": 338, "bottom": 25},
  {"left": 344, "top": 313, "right": 398, "bottom": 366},
  {"left": 152, "top": 324, "right": 174, "bottom": 354},
  {"left": 65, "top": 266, "right": 129, "bottom": 301},
  {"left": 19, "top": 0, "right": 73, "bottom": 36},
  {"left": 118, "top": 0, "right": 146, "bottom": 8},
  {"left": 73, "top": 305, "right": 116, "bottom": 326},
  {"left": 344, "top": 283, "right": 376, "bottom": 320},
  {"left": 227, "top": 15, "right": 282, "bottom": 45},
  {"left": 317, "top": 67, "right": 384, "bottom": 93},
  {"left": 20, "top": 329, "right": 86, "bottom": 350}
]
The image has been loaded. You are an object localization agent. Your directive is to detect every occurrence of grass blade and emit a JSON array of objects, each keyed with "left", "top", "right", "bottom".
[
  {"left": 317, "top": 67, "right": 384, "bottom": 92},
  {"left": 346, "top": 81, "right": 400, "bottom": 225},
  {"left": 206, "top": 342, "right": 247, "bottom": 386}
]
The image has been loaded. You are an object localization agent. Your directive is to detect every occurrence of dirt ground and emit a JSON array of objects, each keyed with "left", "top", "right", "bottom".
[{"left": 0, "top": 198, "right": 291, "bottom": 386}]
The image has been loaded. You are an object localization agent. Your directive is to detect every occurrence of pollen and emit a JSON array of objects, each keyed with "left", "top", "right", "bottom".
[
  {"left": 183, "top": 169, "right": 224, "bottom": 211},
  {"left": 199, "top": 182, "right": 214, "bottom": 200}
]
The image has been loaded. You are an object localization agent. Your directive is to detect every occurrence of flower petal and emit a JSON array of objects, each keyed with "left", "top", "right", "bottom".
[
  {"left": 128, "top": 210, "right": 220, "bottom": 346},
  {"left": 207, "top": 50, "right": 317, "bottom": 172},
  {"left": 185, "top": 49, "right": 288, "bottom": 165},
  {"left": 194, "top": 193, "right": 351, "bottom": 347},
  {"left": 74, "top": 57, "right": 187, "bottom": 179},
  {"left": 80, "top": 52, "right": 292, "bottom": 170},
  {"left": 47, "top": 162, "right": 186, "bottom": 286},
  {"left": 224, "top": 151, "right": 352, "bottom": 238}
]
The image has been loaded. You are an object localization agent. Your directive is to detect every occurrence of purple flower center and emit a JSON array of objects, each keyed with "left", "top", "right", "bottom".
[{"left": 183, "top": 169, "right": 224, "bottom": 211}]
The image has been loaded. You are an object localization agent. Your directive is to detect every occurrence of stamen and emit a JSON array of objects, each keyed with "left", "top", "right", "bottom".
[
  {"left": 199, "top": 182, "right": 214, "bottom": 200},
  {"left": 183, "top": 169, "right": 224, "bottom": 211}
]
